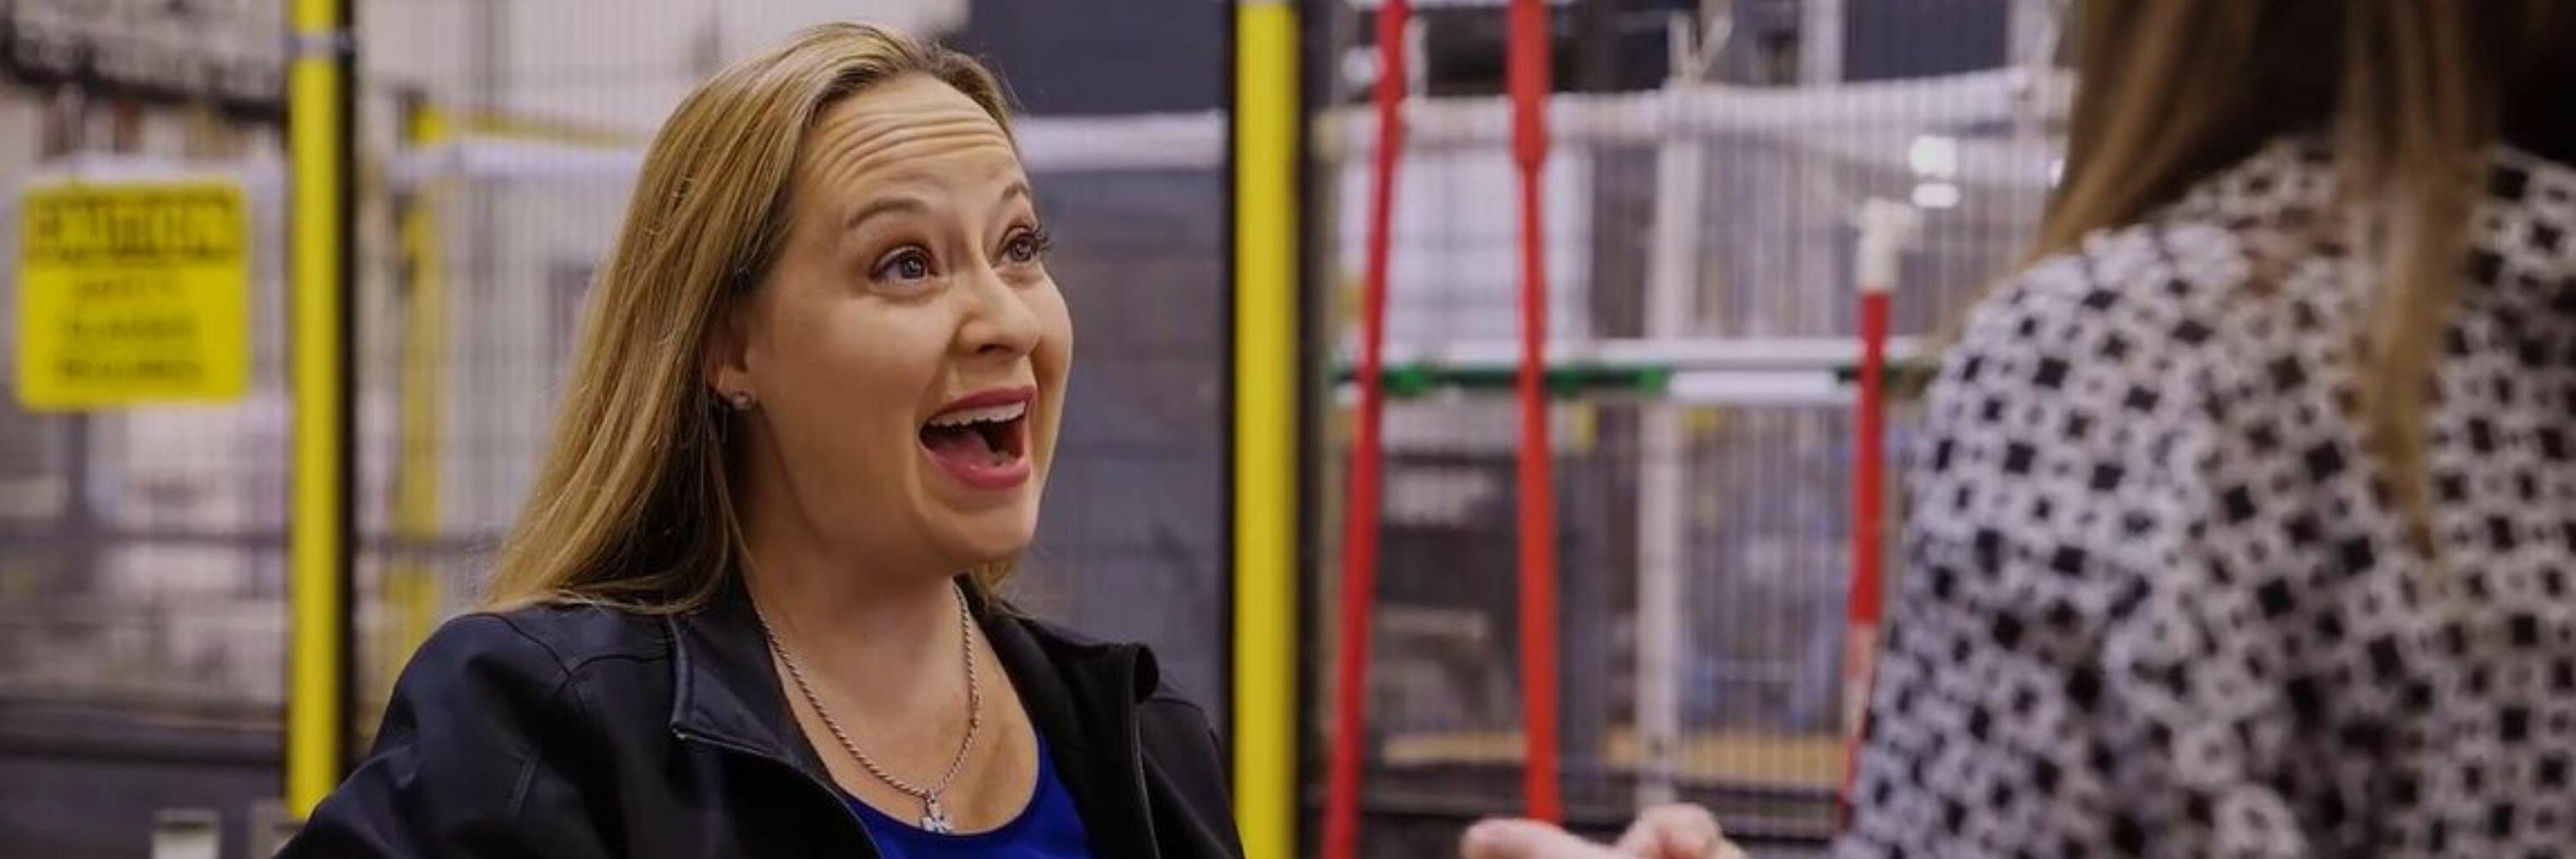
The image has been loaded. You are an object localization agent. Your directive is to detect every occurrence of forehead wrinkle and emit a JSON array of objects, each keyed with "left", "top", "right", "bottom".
[{"left": 799, "top": 107, "right": 1018, "bottom": 212}]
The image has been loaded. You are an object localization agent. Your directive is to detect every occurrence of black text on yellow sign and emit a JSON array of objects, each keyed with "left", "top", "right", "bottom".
[{"left": 16, "top": 181, "right": 250, "bottom": 411}]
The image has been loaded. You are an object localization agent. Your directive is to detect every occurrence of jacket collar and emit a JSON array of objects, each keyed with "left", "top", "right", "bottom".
[
  {"left": 662, "top": 576, "right": 825, "bottom": 771},
  {"left": 663, "top": 577, "right": 1165, "bottom": 857},
  {"left": 974, "top": 588, "right": 1164, "bottom": 859}
]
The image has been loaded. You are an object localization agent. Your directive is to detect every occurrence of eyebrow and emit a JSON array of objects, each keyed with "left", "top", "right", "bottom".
[
  {"left": 840, "top": 180, "right": 1033, "bottom": 234},
  {"left": 841, "top": 196, "right": 933, "bottom": 232},
  {"left": 990, "top": 180, "right": 1036, "bottom": 220}
]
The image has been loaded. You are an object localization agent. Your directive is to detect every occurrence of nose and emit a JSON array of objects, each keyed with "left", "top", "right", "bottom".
[{"left": 955, "top": 263, "right": 1042, "bottom": 361}]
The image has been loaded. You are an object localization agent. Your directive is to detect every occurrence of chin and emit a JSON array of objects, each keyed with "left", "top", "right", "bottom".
[{"left": 933, "top": 504, "right": 1041, "bottom": 569}]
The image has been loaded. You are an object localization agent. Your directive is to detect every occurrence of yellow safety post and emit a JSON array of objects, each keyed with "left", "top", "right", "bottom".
[
  {"left": 453, "top": 110, "right": 638, "bottom": 148},
  {"left": 287, "top": 0, "right": 356, "bottom": 818},
  {"left": 379, "top": 97, "right": 450, "bottom": 715},
  {"left": 1231, "top": 2, "right": 1302, "bottom": 857}
]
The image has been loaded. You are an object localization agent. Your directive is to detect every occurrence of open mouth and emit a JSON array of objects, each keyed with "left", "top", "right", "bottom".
[
  {"left": 919, "top": 391, "right": 1034, "bottom": 490},
  {"left": 920, "top": 401, "right": 1028, "bottom": 463}
]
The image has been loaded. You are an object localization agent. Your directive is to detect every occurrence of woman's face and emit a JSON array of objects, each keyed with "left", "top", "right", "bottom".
[{"left": 711, "top": 74, "right": 1071, "bottom": 576}]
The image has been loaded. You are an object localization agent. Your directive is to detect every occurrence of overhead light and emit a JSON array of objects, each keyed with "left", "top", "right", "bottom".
[
  {"left": 1342, "top": 46, "right": 1381, "bottom": 90},
  {"left": 1911, "top": 181, "right": 1961, "bottom": 210},
  {"left": 1908, "top": 134, "right": 1959, "bottom": 179}
]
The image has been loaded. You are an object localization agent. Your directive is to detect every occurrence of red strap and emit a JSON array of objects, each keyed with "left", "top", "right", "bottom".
[
  {"left": 1506, "top": 0, "right": 1560, "bottom": 824},
  {"left": 1838, "top": 290, "right": 1894, "bottom": 827},
  {"left": 1321, "top": 3, "right": 1407, "bottom": 857}
]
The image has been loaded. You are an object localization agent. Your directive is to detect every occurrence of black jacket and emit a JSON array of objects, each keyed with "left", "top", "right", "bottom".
[{"left": 282, "top": 582, "right": 1244, "bottom": 858}]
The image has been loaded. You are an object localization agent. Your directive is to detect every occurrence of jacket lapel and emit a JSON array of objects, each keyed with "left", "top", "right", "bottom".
[
  {"left": 980, "top": 599, "right": 1163, "bottom": 859},
  {"left": 664, "top": 579, "right": 837, "bottom": 780},
  {"left": 669, "top": 577, "right": 1165, "bottom": 857}
]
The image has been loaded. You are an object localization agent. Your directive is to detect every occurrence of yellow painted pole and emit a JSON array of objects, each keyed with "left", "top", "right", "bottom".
[
  {"left": 380, "top": 99, "right": 449, "bottom": 715},
  {"left": 1232, "top": 3, "right": 1301, "bottom": 857},
  {"left": 454, "top": 110, "right": 638, "bottom": 148},
  {"left": 287, "top": 0, "right": 355, "bottom": 818}
]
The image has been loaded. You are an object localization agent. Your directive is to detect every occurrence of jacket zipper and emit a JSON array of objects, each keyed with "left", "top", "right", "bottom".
[
  {"left": 1130, "top": 739, "right": 1155, "bottom": 850},
  {"left": 671, "top": 727, "right": 890, "bottom": 859},
  {"left": 1115, "top": 646, "right": 1160, "bottom": 857}
]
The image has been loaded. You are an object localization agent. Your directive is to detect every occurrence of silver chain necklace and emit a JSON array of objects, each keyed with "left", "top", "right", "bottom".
[{"left": 759, "top": 583, "right": 982, "bottom": 833}]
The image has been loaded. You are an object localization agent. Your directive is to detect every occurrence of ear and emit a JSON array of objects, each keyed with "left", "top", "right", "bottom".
[{"left": 701, "top": 297, "right": 754, "bottom": 403}]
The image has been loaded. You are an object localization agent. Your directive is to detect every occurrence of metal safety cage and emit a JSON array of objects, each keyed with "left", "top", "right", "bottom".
[
  {"left": 0, "top": 156, "right": 297, "bottom": 856},
  {"left": 1307, "top": 1, "right": 2065, "bottom": 850}
]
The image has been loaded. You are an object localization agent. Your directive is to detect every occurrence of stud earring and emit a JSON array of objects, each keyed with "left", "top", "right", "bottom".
[{"left": 724, "top": 390, "right": 755, "bottom": 411}]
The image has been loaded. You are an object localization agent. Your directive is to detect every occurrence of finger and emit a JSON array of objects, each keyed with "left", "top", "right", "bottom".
[
  {"left": 1611, "top": 805, "right": 1723, "bottom": 858},
  {"left": 1461, "top": 819, "right": 1622, "bottom": 859}
]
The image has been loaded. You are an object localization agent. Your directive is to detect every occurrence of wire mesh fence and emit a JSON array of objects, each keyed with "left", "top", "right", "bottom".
[
  {"left": 352, "top": 143, "right": 636, "bottom": 717},
  {"left": 1, "top": 6, "right": 1239, "bottom": 844},
  {"left": 0, "top": 162, "right": 294, "bottom": 718},
  {"left": 1311, "top": 9, "right": 2059, "bottom": 847}
]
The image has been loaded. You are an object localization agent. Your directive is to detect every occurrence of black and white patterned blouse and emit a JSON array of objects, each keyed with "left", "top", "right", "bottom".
[{"left": 1840, "top": 138, "right": 2576, "bottom": 858}]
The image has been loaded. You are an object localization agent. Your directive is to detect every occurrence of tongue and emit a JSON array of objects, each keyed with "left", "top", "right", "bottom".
[{"left": 922, "top": 424, "right": 995, "bottom": 462}]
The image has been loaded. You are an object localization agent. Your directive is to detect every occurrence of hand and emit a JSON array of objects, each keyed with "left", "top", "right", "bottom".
[{"left": 1459, "top": 804, "right": 1745, "bottom": 859}]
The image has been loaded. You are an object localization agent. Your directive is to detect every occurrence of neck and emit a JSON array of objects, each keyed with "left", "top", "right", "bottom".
[
  {"left": 744, "top": 541, "right": 961, "bottom": 666},
  {"left": 734, "top": 446, "right": 964, "bottom": 695}
]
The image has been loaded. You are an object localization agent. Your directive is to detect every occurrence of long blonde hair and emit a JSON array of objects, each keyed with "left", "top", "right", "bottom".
[
  {"left": 2036, "top": 0, "right": 2576, "bottom": 548},
  {"left": 483, "top": 24, "right": 1012, "bottom": 612}
]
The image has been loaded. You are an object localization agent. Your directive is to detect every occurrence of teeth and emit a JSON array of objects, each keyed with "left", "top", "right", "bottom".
[{"left": 926, "top": 401, "right": 1028, "bottom": 429}]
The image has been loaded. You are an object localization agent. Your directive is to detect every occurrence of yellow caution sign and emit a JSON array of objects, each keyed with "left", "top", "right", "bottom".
[{"left": 16, "top": 180, "right": 250, "bottom": 410}]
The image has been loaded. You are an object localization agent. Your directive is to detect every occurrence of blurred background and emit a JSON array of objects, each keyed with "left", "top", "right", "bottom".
[{"left": 0, "top": 0, "right": 2063, "bottom": 856}]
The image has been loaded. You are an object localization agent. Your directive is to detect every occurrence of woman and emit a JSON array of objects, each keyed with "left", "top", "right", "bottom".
[
  {"left": 283, "top": 24, "right": 1239, "bottom": 858},
  {"left": 1843, "top": 2, "right": 2576, "bottom": 856}
]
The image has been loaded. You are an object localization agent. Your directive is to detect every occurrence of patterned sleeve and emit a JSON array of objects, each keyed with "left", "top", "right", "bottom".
[{"left": 1838, "top": 223, "right": 2312, "bottom": 859}]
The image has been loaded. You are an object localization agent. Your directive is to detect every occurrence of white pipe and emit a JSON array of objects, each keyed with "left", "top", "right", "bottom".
[
  {"left": 385, "top": 110, "right": 1233, "bottom": 189},
  {"left": 1406, "top": 15, "right": 1430, "bottom": 100},
  {"left": 1632, "top": 71, "right": 1704, "bottom": 807},
  {"left": 1333, "top": 369, "right": 1855, "bottom": 408},
  {"left": 1664, "top": 370, "right": 1847, "bottom": 405},
  {"left": 1337, "top": 68, "right": 2026, "bottom": 154},
  {"left": 1855, "top": 198, "right": 1921, "bottom": 293},
  {"left": 382, "top": 64, "right": 2051, "bottom": 188},
  {"left": 1801, "top": 0, "right": 1845, "bottom": 84},
  {"left": 1364, "top": 336, "right": 1928, "bottom": 372}
]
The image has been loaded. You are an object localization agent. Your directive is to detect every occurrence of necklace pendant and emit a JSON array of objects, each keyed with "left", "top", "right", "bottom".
[{"left": 920, "top": 798, "right": 956, "bottom": 834}]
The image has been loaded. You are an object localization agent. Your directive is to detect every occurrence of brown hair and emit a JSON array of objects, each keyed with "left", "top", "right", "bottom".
[
  {"left": 483, "top": 23, "right": 1012, "bottom": 612},
  {"left": 2035, "top": 0, "right": 2576, "bottom": 547}
]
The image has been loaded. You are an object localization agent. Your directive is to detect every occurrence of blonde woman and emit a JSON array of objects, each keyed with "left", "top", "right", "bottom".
[
  {"left": 282, "top": 24, "right": 1237, "bottom": 858},
  {"left": 1844, "top": 2, "right": 2576, "bottom": 857}
]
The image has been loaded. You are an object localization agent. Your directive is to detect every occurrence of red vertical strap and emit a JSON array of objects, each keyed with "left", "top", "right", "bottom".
[
  {"left": 1838, "top": 289, "right": 1893, "bottom": 825},
  {"left": 1848, "top": 291, "right": 1891, "bottom": 644},
  {"left": 1322, "top": 3, "right": 1406, "bottom": 858},
  {"left": 1506, "top": 0, "right": 1561, "bottom": 825}
]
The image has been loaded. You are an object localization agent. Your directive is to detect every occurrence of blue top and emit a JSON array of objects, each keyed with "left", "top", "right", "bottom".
[{"left": 846, "top": 738, "right": 1093, "bottom": 859}]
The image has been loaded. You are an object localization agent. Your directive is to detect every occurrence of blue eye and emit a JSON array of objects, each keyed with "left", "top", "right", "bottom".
[{"left": 875, "top": 249, "right": 933, "bottom": 282}]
